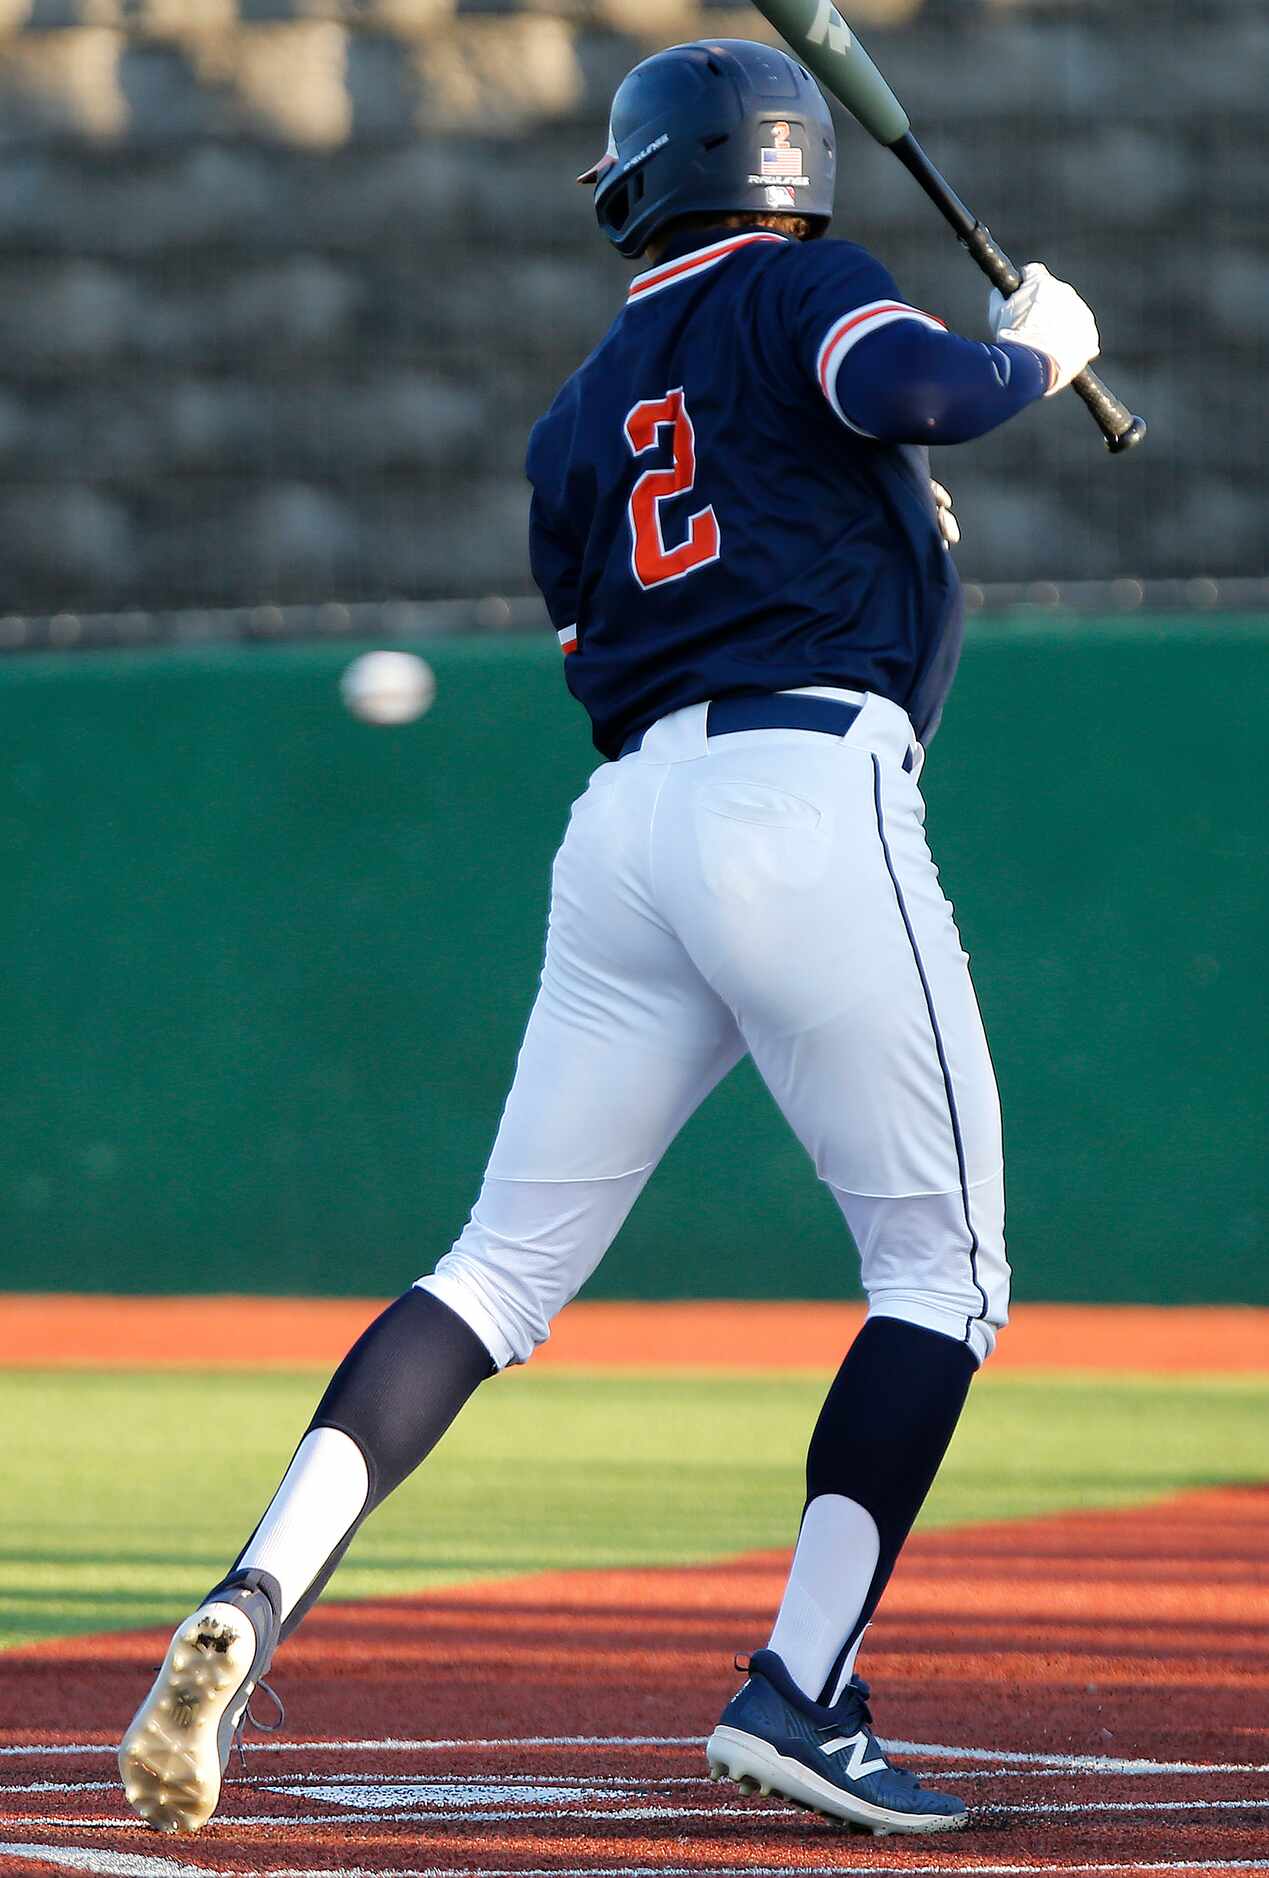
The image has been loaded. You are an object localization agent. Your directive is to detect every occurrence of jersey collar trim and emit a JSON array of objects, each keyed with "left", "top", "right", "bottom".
[{"left": 627, "top": 231, "right": 789, "bottom": 303}]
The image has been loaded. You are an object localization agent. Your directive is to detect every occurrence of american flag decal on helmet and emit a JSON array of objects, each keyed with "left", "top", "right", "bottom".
[{"left": 760, "top": 144, "right": 805, "bottom": 178}]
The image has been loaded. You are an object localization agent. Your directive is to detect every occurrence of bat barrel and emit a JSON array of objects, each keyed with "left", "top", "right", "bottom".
[{"left": 752, "top": 0, "right": 911, "bottom": 144}]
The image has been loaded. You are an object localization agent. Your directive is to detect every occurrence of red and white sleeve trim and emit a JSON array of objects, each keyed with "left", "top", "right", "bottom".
[
  {"left": 816, "top": 300, "right": 947, "bottom": 435},
  {"left": 557, "top": 624, "right": 578, "bottom": 655}
]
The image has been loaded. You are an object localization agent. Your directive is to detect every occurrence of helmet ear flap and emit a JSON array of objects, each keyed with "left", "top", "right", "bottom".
[
  {"left": 599, "top": 166, "right": 650, "bottom": 243},
  {"left": 602, "top": 179, "right": 632, "bottom": 237}
]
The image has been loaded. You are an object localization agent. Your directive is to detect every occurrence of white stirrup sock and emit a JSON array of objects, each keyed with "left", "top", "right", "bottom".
[
  {"left": 766, "top": 1493, "right": 881, "bottom": 1704},
  {"left": 237, "top": 1427, "right": 370, "bottom": 1624}
]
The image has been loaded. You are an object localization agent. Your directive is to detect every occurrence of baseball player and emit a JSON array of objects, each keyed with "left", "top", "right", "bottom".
[{"left": 119, "top": 40, "right": 1101, "bottom": 1839}]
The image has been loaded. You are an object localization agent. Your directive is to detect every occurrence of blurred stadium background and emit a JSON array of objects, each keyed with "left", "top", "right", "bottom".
[
  {"left": 0, "top": 0, "right": 1264, "bottom": 1309},
  {"left": 0, "top": 0, "right": 1265, "bottom": 618}
]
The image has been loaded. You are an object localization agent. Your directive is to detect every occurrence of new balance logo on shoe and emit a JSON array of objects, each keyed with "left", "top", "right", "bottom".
[
  {"left": 819, "top": 1729, "right": 889, "bottom": 1779},
  {"left": 709, "top": 1651, "right": 967, "bottom": 1834}
]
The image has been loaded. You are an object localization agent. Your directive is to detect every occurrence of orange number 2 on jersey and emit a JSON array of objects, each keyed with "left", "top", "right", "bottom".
[{"left": 623, "top": 389, "right": 721, "bottom": 591}]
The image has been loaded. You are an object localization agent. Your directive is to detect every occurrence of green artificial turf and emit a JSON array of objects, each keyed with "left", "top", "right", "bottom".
[{"left": 3, "top": 1366, "right": 1267, "bottom": 1648}]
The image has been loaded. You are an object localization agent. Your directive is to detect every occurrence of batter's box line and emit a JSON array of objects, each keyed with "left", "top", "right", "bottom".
[
  {"left": 3, "top": 1737, "right": 1268, "bottom": 1776},
  {"left": 14, "top": 1767, "right": 1269, "bottom": 1798},
  {"left": 4, "top": 1796, "right": 1268, "bottom": 1829},
  {"left": 886, "top": 1740, "right": 1269, "bottom": 1777},
  {"left": 3, "top": 1850, "right": 1269, "bottom": 1878},
  {"left": 0, "top": 1737, "right": 700, "bottom": 1757}
]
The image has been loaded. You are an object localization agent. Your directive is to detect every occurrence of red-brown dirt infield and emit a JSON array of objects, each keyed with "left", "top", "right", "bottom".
[
  {"left": 3, "top": 1296, "right": 1268, "bottom": 1373},
  {"left": 0, "top": 1486, "right": 1266, "bottom": 1877}
]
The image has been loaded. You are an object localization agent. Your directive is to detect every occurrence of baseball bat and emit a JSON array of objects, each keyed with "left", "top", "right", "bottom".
[{"left": 750, "top": 0, "right": 1146, "bottom": 454}]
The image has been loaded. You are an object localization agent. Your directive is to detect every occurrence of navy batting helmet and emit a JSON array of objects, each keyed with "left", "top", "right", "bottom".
[{"left": 578, "top": 40, "right": 836, "bottom": 259}]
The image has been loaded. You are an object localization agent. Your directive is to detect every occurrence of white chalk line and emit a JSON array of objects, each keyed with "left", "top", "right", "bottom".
[
  {"left": 0, "top": 1810, "right": 814, "bottom": 1827},
  {"left": 4, "top": 1852, "right": 1269, "bottom": 1878},
  {"left": 0, "top": 1735, "right": 696, "bottom": 1759},
  {"left": 254, "top": 1760, "right": 1269, "bottom": 1780},
  {"left": 888, "top": 1741, "right": 1269, "bottom": 1777},
  {"left": 11, "top": 1761, "right": 1269, "bottom": 1797},
  {"left": 4, "top": 1793, "right": 1267, "bottom": 1830},
  {"left": 5, "top": 1776, "right": 710, "bottom": 1796},
  {"left": 0, "top": 1849, "right": 214, "bottom": 1878},
  {"left": 14, "top": 1766, "right": 1269, "bottom": 1797},
  {"left": 3, "top": 1736, "right": 1267, "bottom": 1775}
]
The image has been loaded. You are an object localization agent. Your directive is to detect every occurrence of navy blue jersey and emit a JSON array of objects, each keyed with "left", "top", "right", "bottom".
[{"left": 526, "top": 229, "right": 1036, "bottom": 760}]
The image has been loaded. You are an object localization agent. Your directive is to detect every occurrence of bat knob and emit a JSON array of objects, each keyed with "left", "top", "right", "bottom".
[{"left": 1106, "top": 415, "right": 1147, "bottom": 454}]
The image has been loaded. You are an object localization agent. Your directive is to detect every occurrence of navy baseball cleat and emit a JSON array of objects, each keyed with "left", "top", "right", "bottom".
[
  {"left": 118, "top": 1568, "right": 283, "bottom": 1833},
  {"left": 707, "top": 1648, "right": 968, "bottom": 1835}
]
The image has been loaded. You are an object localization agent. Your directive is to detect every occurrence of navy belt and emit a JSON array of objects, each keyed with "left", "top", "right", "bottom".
[{"left": 619, "top": 693, "right": 863, "bottom": 761}]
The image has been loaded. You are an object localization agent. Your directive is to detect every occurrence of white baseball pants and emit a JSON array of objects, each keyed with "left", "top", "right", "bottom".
[{"left": 420, "top": 687, "right": 1009, "bottom": 1368}]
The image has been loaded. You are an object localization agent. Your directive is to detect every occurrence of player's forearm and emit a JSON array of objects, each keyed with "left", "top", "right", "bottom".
[{"left": 835, "top": 324, "right": 1052, "bottom": 445}]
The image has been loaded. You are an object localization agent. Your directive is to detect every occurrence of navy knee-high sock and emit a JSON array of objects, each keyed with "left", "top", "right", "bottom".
[
  {"left": 805, "top": 1316, "right": 974, "bottom": 1703},
  {"left": 223, "top": 1289, "right": 494, "bottom": 1641}
]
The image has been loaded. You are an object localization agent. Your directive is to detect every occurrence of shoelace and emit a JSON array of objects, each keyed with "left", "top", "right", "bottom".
[
  {"left": 736, "top": 1657, "right": 931, "bottom": 1795},
  {"left": 819, "top": 1676, "right": 924, "bottom": 1792},
  {"left": 231, "top": 1678, "right": 287, "bottom": 1774}
]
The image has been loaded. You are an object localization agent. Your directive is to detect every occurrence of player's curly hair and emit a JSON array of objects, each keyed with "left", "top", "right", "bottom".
[{"left": 655, "top": 210, "right": 822, "bottom": 249}]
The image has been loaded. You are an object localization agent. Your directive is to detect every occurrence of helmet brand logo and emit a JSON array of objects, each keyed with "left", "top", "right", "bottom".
[
  {"left": 749, "top": 165, "right": 809, "bottom": 188},
  {"left": 622, "top": 131, "right": 670, "bottom": 174},
  {"left": 806, "top": 0, "right": 852, "bottom": 55}
]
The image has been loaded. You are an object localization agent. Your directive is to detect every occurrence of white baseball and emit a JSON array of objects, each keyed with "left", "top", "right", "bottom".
[{"left": 339, "top": 650, "right": 436, "bottom": 726}]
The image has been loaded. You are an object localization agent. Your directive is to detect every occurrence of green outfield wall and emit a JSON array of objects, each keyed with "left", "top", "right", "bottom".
[{"left": 1, "top": 623, "right": 1264, "bottom": 1306}]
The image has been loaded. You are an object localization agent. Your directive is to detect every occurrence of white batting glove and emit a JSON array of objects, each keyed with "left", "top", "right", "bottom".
[
  {"left": 931, "top": 479, "right": 959, "bottom": 550},
  {"left": 988, "top": 262, "right": 1100, "bottom": 396}
]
